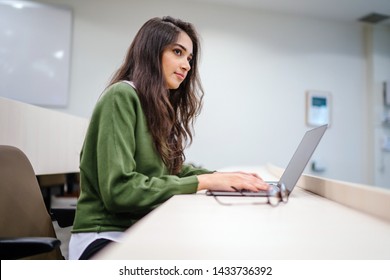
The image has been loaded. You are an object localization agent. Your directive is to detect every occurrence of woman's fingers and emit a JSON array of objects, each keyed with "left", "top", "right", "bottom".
[{"left": 198, "top": 172, "right": 270, "bottom": 192}]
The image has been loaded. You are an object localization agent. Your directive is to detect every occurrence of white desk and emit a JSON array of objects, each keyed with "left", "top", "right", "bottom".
[{"left": 95, "top": 166, "right": 390, "bottom": 260}]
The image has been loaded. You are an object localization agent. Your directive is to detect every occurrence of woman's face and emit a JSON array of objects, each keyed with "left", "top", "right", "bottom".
[{"left": 162, "top": 31, "right": 193, "bottom": 89}]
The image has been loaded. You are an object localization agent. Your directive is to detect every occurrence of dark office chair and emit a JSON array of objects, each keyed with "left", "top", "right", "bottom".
[{"left": 0, "top": 145, "right": 75, "bottom": 259}]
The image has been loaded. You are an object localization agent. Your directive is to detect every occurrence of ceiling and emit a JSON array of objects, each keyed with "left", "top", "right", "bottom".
[{"left": 190, "top": 0, "right": 390, "bottom": 25}]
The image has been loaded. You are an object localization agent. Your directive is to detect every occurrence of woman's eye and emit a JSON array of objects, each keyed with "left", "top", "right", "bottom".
[{"left": 173, "top": 49, "right": 182, "bottom": 55}]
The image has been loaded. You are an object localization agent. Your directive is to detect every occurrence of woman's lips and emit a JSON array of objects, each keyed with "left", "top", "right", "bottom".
[{"left": 175, "top": 72, "right": 185, "bottom": 80}]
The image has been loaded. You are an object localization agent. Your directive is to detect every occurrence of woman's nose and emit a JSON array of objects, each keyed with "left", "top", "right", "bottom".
[{"left": 181, "top": 59, "right": 191, "bottom": 71}]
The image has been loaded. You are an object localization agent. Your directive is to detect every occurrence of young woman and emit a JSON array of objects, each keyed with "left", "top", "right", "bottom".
[{"left": 69, "top": 16, "right": 269, "bottom": 260}]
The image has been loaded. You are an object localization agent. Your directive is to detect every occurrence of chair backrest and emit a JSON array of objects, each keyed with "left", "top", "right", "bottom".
[{"left": 0, "top": 145, "right": 63, "bottom": 259}]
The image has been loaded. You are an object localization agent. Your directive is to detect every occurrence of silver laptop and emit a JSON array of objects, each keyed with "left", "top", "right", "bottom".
[{"left": 206, "top": 124, "right": 328, "bottom": 198}]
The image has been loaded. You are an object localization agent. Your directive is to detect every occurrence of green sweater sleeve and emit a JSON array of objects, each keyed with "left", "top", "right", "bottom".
[
  {"left": 178, "top": 163, "right": 215, "bottom": 177},
  {"left": 79, "top": 83, "right": 202, "bottom": 217}
]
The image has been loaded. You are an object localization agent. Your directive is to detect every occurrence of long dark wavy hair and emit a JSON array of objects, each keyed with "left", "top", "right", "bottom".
[{"left": 108, "top": 16, "right": 204, "bottom": 174}]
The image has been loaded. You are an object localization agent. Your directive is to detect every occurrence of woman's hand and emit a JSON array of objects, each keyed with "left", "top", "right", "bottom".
[{"left": 197, "top": 171, "right": 270, "bottom": 192}]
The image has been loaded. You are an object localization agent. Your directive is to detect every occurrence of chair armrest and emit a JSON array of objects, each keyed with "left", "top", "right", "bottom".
[
  {"left": 0, "top": 237, "right": 61, "bottom": 260},
  {"left": 51, "top": 208, "right": 76, "bottom": 228}
]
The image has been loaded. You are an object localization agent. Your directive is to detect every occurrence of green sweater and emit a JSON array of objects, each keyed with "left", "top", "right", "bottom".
[{"left": 72, "top": 82, "right": 212, "bottom": 233}]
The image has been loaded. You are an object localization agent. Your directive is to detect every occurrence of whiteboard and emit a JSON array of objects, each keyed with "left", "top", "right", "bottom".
[{"left": 0, "top": 0, "right": 72, "bottom": 107}]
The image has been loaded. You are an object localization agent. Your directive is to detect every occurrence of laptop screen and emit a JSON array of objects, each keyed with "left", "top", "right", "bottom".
[{"left": 280, "top": 124, "right": 327, "bottom": 192}]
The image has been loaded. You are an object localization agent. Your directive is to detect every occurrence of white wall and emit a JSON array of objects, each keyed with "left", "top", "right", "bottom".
[
  {"left": 34, "top": 0, "right": 371, "bottom": 185},
  {"left": 369, "top": 25, "right": 390, "bottom": 188}
]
